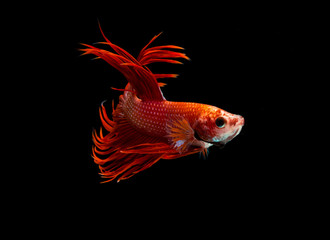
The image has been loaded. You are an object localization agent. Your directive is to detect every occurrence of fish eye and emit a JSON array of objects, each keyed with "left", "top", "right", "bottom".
[{"left": 215, "top": 117, "right": 226, "bottom": 128}]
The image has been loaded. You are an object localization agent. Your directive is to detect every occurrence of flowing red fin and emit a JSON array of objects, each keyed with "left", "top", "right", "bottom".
[
  {"left": 136, "top": 32, "right": 189, "bottom": 79},
  {"left": 92, "top": 102, "right": 171, "bottom": 182},
  {"left": 97, "top": 22, "right": 140, "bottom": 65},
  {"left": 154, "top": 74, "right": 178, "bottom": 79},
  {"left": 158, "top": 82, "right": 167, "bottom": 87},
  {"left": 111, "top": 87, "right": 136, "bottom": 93},
  {"left": 139, "top": 50, "right": 189, "bottom": 65},
  {"left": 137, "top": 32, "right": 163, "bottom": 61},
  {"left": 162, "top": 147, "right": 204, "bottom": 159},
  {"left": 81, "top": 26, "right": 189, "bottom": 101},
  {"left": 142, "top": 59, "right": 183, "bottom": 65},
  {"left": 140, "top": 49, "right": 190, "bottom": 64},
  {"left": 145, "top": 45, "right": 185, "bottom": 51},
  {"left": 80, "top": 43, "right": 164, "bottom": 101},
  {"left": 138, "top": 37, "right": 189, "bottom": 66},
  {"left": 98, "top": 152, "right": 163, "bottom": 183},
  {"left": 121, "top": 143, "right": 175, "bottom": 154}
]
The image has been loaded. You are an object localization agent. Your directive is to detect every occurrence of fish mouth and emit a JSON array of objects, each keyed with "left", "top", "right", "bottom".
[
  {"left": 194, "top": 131, "right": 227, "bottom": 149},
  {"left": 224, "top": 127, "right": 241, "bottom": 143}
]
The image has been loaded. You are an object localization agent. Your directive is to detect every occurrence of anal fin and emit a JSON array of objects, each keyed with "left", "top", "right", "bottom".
[
  {"left": 93, "top": 102, "right": 169, "bottom": 182},
  {"left": 121, "top": 142, "right": 175, "bottom": 154}
]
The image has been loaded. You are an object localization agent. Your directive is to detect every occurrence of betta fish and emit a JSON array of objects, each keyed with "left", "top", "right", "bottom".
[{"left": 80, "top": 24, "right": 244, "bottom": 182}]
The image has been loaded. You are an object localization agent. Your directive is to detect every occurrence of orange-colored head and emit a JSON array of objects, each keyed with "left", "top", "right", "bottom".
[{"left": 194, "top": 105, "right": 244, "bottom": 147}]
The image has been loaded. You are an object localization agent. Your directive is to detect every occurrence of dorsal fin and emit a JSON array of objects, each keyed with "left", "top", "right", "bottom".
[{"left": 80, "top": 23, "right": 189, "bottom": 101}]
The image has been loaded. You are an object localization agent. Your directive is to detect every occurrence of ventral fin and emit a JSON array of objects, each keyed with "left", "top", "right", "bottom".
[{"left": 166, "top": 117, "right": 196, "bottom": 154}]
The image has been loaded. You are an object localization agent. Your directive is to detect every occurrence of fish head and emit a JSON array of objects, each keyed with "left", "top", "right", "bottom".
[{"left": 194, "top": 106, "right": 244, "bottom": 147}]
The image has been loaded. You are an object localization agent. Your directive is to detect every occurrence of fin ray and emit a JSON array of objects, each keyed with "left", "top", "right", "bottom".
[
  {"left": 166, "top": 117, "right": 196, "bottom": 154},
  {"left": 121, "top": 143, "right": 175, "bottom": 154},
  {"left": 92, "top": 102, "right": 170, "bottom": 182},
  {"left": 80, "top": 25, "right": 189, "bottom": 101}
]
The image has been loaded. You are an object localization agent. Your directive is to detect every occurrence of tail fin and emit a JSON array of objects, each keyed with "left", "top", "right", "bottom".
[
  {"left": 92, "top": 102, "right": 203, "bottom": 183},
  {"left": 92, "top": 102, "right": 170, "bottom": 182},
  {"left": 80, "top": 23, "right": 189, "bottom": 101}
]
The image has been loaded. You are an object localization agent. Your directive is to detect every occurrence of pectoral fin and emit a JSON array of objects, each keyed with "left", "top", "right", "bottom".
[{"left": 166, "top": 117, "right": 196, "bottom": 154}]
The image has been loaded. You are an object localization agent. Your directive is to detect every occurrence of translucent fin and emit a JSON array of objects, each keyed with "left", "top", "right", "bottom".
[{"left": 166, "top": 117, "right": 196, "bottom": 154}]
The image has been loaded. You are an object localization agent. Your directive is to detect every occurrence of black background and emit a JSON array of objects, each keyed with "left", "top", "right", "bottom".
[
  {"left": 53, "top": 7, "right": 303, "bottom": 187},
  {"left": 19, "top": 2, "right": 322, "bottom": 233},
  {"left": 64, "top": 10, "right": 299, "bottom": 187}
]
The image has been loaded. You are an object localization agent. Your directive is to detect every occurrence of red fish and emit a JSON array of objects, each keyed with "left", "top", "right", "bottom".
[{"left": 80, "top": 24, "right": 244, "bottom": 182}]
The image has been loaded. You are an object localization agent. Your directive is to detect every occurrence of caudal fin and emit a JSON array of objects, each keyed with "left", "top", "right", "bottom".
[
  {"left": 92, "top": 102, "right": 202, "bottom": 182},
  {"left": 92, "top": 102, "right": 170, "bottom": 182}
]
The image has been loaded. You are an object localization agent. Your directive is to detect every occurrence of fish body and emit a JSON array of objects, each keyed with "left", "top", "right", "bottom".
[
  {"left": 81, "top": 24, "right": 244, "bottom": 182},
  {"left": 122, "top": 91, "right": 244, "bottom": 149}
]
